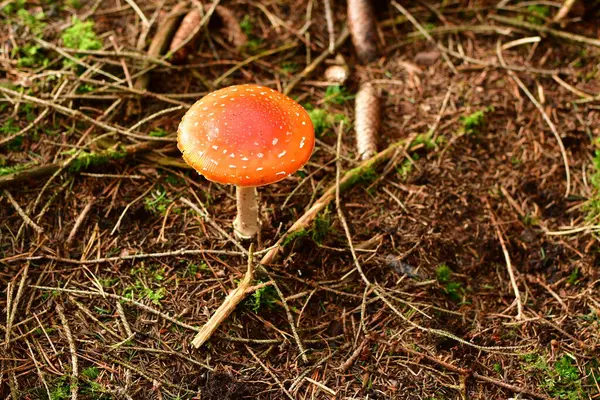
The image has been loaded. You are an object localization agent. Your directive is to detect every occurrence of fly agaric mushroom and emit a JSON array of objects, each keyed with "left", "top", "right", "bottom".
[{"left": 177, "top": 84, "right": 315, "bottom": 239}]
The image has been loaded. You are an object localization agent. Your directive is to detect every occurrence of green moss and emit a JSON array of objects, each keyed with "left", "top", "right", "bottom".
[
  {"left": 307, "top": 108, "right": 349, "bottom": 137},
  {"left": 435, "top": 264, "right": 452, "bottom": 283},
  {"left": 281, "top": 229, "right": 308, "bottom": 247},
  {"left": 247, "top": 281, "right": 277, "bottom": 313},
  {"left": 144, "top": 187, "right": 173, "bottom": 215},
  {"left": 523, "top": 354, "right": 584, "bottom": 399},
  {"left": 342, "top": 165, "right": 378, "bottom": 190},
  {"left": 526, "top": 4, "right": 550, "bottom": 25},
  {"left": 324, "top": 85, "right": 354, "bottom": 105},
  {"left": 435, "top": 264, "right": 464, "bottom": 302},
  {"left": 312, "top": 208, "right": 332, "bottom": 244},
  {"left": 240, "top": 14, "right": 253, "bottom": 35},
  {"left": 0, "top": 162, "right": 34, "bottom": 176},
  {"left": 82, "top": 367, "right": 99, "bottom": 380},
  {"left": 61, "top": 17, "right": 102, "bottom": 51},
  {"left": 60, "top": 16, "right": 102, "bottom": 68},
  {"left": 567, "top": 268, "right": 580, "bottom": 285},
  {"left": 148, "top": 128, "right": 168, "bottom": 137},
  {"left": 67, "top": 147, "right": 126, "bottom": 172},
  {"left": 461, "top": 107, "right": 493, "bottom": 135}
]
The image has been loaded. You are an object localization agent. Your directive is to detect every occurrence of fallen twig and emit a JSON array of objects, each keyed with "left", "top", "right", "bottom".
[
  {"left": 56, "top": 303, "right": 79, "bottom": 400},
  {"left": 284, "top": 27, "right": 350, "bottom": 95},
  {"left": 0, "top": 140, "right": 162, "bottom": 190},
  {"left": 490, "top": 14, "right": 600, "bottom": 48},
  {"left": 191, "top": 246, "right": 256, "bottom": 348},
  {"left": 3, "top": 190, "right": 44, "bottom": 235},
  {"left": 486, "top": 198, "right": 524, "bottom": 320},
  {"left": 554, "top": 0, "right": 577, "bottom": 22},
  {"left": 260, "top": 136, "right": 408, "bottom": 265}
]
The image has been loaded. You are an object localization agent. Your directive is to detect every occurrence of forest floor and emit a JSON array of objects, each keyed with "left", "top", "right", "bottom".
[{"left": 1, "top": 0, "right": 600, "bottom": 399}]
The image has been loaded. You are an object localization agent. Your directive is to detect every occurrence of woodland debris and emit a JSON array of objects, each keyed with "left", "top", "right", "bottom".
[
  {"left": 260, "top": 136, "right": 410, "bottom": 266},
  {"left": 191, "top": 247, "right": 256, "bottom": 348},
  {"left": 347, "top": 0, "right": 378, "bottom": 63},
  {"left": 354, "top": 82, "right": 380, "bottom": 160},
  {"left": 213, "top": 5, "right": 248, "bottom": 48},
  {"left": 169, "top": 8, "right": 203, "bottom": 63},
  {"left": 127, "top": 2, "right": 186, "bottom": 117},
  {"left": 169, "top": 5, "right": 246, "bottom": 63},
  {"left": 414, "top": 50, "right": 441, "bottom": 66},
  {"left": 554, "top": 0, "right": 578, "bottom": 22},
  {"left": 0, "top": 141, "right": 164, "bottom": 189},
  {"left": 324, "top": 65, "right": 350, "bottom": 85}
]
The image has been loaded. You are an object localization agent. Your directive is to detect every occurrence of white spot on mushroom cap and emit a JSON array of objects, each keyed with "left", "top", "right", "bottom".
[
  {"left": 300, "top": 137, "right": 306, "bottom": 148},
  {"left": 256, "top": 167, "right": 263, "bottom": 171},
  {"left": 277, "top": 151, "right": 286, "bottom": 158},
  {"left": 272, "top": 138, "right": 278, "bottom": 145},
  {"left": 257, "top": 153, "right": 264, "bottom": 158},
  {"left": 212, "top": 145, "right": 219, "bottom": 150},
  {"left": 276, "top": 171, "right": 286, "bottom": 176}
]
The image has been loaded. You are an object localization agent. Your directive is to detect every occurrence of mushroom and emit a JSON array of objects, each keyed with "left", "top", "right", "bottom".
[{"left": 177, "top": 84, "right": 315, "bottom": 239}]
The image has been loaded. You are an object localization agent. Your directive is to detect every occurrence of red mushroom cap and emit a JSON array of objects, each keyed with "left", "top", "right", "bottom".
[{"left": 177, "top": 84, "right": 315, "bottom": 187}]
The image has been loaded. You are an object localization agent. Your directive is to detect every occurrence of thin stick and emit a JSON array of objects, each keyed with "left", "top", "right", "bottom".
[
  {"left": 12, "top": 248, "right": 245, "bottom": 265},
  {"left": 3, "top": 190, "right": 44, "bottom": 235},
  {"left": 56, "top": 303, "right": 79, "bottom": 400},
  {"left": 191, "top": 246, "right": 255, "bottom": 348},
  {"left": 246, "top": 345, "right": 295, "bottom": 400},
  {"left": 490, "top": 14, "right": 600, "bottom": 48},
  {"left": 268, "top": 275, "right": 309, "bottom": 363},
  {"left": 323, "top": 0, "right": 335, "bottom": 52},
  {"left": 486, "top": 199, "right": 524, "bottom": 320},
  {"left": 554, "top": 0, "right": 577, "bottom": 22},
  {"left": 391, "top": 1, "right": 458, "bottom": 74},
  {"left": 496, "top": 41, "right": 570, "bottom": 197},
  {"left": 66, "top": 199, "right": 94, "bottom": 248},
  {"left": 124, "top": 0, "right": 149, "bottom": 26},
  {"left": 0, "top": 87, "right": 175, "bottom": 142},
  {"left": 33, "top": 286, "right": 201, "bottom": 333},
  {"left": 284, "top": 27, "right": 350, "bottom": 95}
]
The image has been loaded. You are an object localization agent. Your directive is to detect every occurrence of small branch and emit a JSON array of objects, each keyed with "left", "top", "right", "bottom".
[
  {"left": 323, "top": 0, "right": 335, "bottom": 52},
  {"left": 33, "top": 286, "right": 200, "bottom": 333},
  {"left": 56, "top": 303, "right": 79, "bottom": 400},
  {"left": 66, "top": 199, "right": 94, "bottom": 248},
  {"left": 3, "top": 190, "right": 44, "bottom": 235},
  {"left": 191, "top": 246, "right": 255, "bottom": 348},
  {"left": 486, "top": 199, "right": 524, "bottom": 320},
  {"left": 284, "top": 27, "right": 350, "bottom": 95},
  {"left": 554, "top": 0, "right": 577, "bottom": 22},
  {"left": 490, "top": 14, "right": 600, "bottom": 48},
  {"left": 0, "top": 140, "right": 162, "bottom": 190},
  {"left": 11, "top": 248, "right": 244, "bottom": 265}
]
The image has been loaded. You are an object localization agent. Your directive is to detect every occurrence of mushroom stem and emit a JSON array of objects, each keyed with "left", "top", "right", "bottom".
[{"left": 233, "top": 186, "right": 259, "bottom": 239}]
